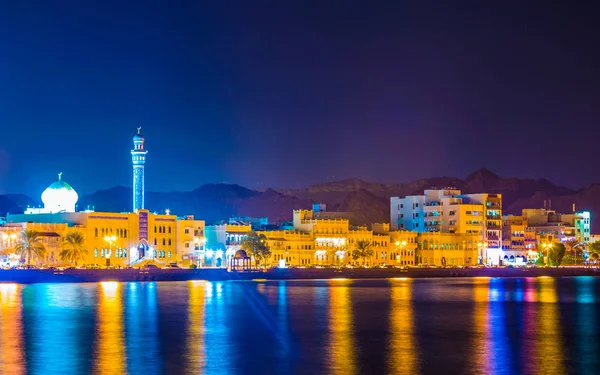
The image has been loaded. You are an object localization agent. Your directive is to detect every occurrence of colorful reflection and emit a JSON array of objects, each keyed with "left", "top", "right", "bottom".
[
  {"left": 575, "top": 277, "right": 597, "bottom": 373},
  {"left": 24, "top": 284, "right": 93, "bottom": 375},
  {"left": 388, "top": 279, "right": 418, "bottom": 374},
  {"left": 125, "top": 282, "right": 160, "bottom": 375},
  {"left": 203, "top": 281, "right": 231, "bottom": 372},
  {"left": 488, "top": 278, "right": 511, "bottom": 374},
  {"left": 0, "top": 284, "right": 24, "bottom": 374},
  {"left": 327, "top": 279, "right": 356, "bottom": 375},
  {"left": 471, "top": 277, "right": 491, "bottom": 374},
  {"left": 186, "top": 281, "right": 206, "bottom": 374},
  {"left": 95, "top": 282, "right": 126, "bottom": 374},
  {"left": 537, "top": 278, "right": 565, "bottom": 374}
]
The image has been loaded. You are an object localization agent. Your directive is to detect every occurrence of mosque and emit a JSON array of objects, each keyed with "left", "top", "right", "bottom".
[{"left": 0, "top": 130, "right": 205, "bottom": 267}]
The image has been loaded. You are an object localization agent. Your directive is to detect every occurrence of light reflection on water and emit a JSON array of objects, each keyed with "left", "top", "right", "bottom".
[{"left": 0, "top": 277, "right": 598, "bottom": 375}]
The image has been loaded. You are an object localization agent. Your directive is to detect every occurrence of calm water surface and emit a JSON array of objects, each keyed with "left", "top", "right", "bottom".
[{"left": 0, "top": 277, "right": 599, "bottom": 375}]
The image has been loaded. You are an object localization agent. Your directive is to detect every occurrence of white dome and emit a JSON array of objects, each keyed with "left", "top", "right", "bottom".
[{"left": 41, "top": 174, "right": 78, "bottom": 213}]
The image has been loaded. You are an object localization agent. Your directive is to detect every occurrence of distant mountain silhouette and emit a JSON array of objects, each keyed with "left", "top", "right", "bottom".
[{"left": 1, "top": 169, "right": 598, "bottom": 232}]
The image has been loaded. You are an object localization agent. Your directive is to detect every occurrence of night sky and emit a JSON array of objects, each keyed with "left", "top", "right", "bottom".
[{"left": 1, "top": 1, "right": 598, "bottom": 197}]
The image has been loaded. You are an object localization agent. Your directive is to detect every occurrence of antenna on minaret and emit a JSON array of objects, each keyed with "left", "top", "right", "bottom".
[
  {"left": 58, "top": 172, "right": 62, "bottom": 181},
  {"left": 137, "top": 127, "right": 142, "bottom": 134}
]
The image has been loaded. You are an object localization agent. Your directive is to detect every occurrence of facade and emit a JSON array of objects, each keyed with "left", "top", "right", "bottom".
[
  {"left": 502, "top": 215, "right": 527, "bottom": 262},
  {"left": 257, "top": 209, "right": 419, "bottom": 268},
  {"left": 416, "top": 232, "right": 480, "bottom": 267},
  {"left": 4, "top": 210, "right": 204, "bottom": 267},
  {"left": 391, "top": 189, "right": 503, "bottom": 264},
  {"left": 203, "top": 223, "right": 252, "bottom": 267},
  {"left": 522, "top": 208, "right": 591, "bottom": 244},
  {"left": 131, "top": 127, "right": 148, "bottom": 212}
]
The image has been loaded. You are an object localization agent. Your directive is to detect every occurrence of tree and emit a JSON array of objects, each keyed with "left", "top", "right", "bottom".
[
  {"left": 589, "top": 241, "right": 600, "bottom": 255},
  {"left": 60, "top": 232, "right": 88, "bottom": 266},
  {"left": 14, "top": 229, "right": 47, "bottom": 266},
  {"left": 548, "top": 243, "right": 566, "bottom": 267},
  {"left": 240, "top": 231, "right": 271, "bottom": 269},
  {"left": 589, "top": 252, "right": 599, "bottom": 267},
  {"left": 564, "top": 239, "right": 583, "bottom": 263},
  {"left": 352, "top": 240, "right": 374, "bottom": 266}
]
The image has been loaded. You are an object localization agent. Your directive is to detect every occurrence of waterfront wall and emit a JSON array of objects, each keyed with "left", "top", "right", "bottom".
[{"left": 0, "top": 267, "right": 598, "bottom": 284}]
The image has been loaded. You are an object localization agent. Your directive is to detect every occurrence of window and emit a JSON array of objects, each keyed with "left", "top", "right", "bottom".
[
  {"left": 94, "top": 228, "right": 98, "bottom": 237},
  {"left": 400, "top": 204, "right": 404, "bottom": 208},
  {"left": 154, "top": 226, "right": 157, "bottom": 233},
  {"left": 168, "top": 227, "right": 171, "bottom": 234},
  {"left": 168, "top": 251, "right": 171, "bottom": 258},
  {"left": 94, "top": 248, "right": 98, "bottom": 258},
  {"left": 168, "top": 239, "right": 171, "bottom": 246},
  {"left": 154, "top": 238, "right": 157, "bottom": 246},
  {"left": 162, "top": 239, "right": 166, "bottom": 246},
  {"left": 124, "top": 229, "right": 127, "bottom": 238},
  {"left": 185, "top": 229, "right": 189, "bottom": 234}
]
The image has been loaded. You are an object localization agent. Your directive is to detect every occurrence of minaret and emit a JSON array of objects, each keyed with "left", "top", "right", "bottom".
[{"left": 131, "top": 127, "right": 148, "bottom": 212}]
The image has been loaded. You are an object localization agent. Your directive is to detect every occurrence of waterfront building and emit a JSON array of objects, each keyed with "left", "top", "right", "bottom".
[
  {"left": 0, "top": 130, "right": 204, "bottom": 268},
  {"left": 257, "top": 209, "right": 419, "bottom": 268},
  {"left": 390, "top": 189, "right": 503, "bottom": 265},
  {"left": 203, "top": 223, "right": 252, "bottom": 267},
  {"left": 502, "top": 215, "right": 528, "bottom": 263},
  {"left": 416, "top": 232, "right": 480, "bottom": 267},
  {"left": 522, "top": 208, "right": 591, "bottom": 244}
]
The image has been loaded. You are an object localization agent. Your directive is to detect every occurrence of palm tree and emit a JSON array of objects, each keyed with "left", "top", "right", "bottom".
[
  {"left": 564, "top": 239, "right": 583, "bottom": 264},
  {"left": 352, "top": 240, "right": 374, "bottom": 266},
  {"left": 14, "top": 229, "right": 47, "bottom": 266},
  {"left": 60, "top": 232, "right": 88, "bottom": 266},
  {"left": 589, "top": 252, "right": 599, "bottom": 268}
]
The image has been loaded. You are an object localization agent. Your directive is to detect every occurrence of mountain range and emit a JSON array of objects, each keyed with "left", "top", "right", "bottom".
[{"left": 2, "top": 168, "right": 599, "bottom": 232}]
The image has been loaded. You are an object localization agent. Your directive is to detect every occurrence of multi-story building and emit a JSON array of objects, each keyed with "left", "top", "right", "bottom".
[
  {"left": 0, "top": 131, "right": 205, "bottom": 268},
  {"left": 416, "top": 232, "right": 480, "bottom": 266},
  {"left": 502, "top": 215, "right": 528, "bottom": 263},
  {"left": 391, "top": 189, "right": 503, "bottom": 264},
  {"left": 522, "top": 208, "right": 591, "bottom": 244},
  {"left": 258, "top": 209, "right": 419, "bottom": 268}
]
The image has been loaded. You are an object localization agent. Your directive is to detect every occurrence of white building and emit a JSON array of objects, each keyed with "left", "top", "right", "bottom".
[{"left": 391, "top": 188, "right": 503, "bottom": 265}]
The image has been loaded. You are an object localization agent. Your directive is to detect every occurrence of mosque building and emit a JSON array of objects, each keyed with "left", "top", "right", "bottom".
[{"left": 0, "top": 130, "right": 205, "bottom": 267}]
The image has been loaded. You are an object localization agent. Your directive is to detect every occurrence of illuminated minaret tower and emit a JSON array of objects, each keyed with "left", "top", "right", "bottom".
[{"left": 131, "top": 127, "right": 148, "bottom": 212}]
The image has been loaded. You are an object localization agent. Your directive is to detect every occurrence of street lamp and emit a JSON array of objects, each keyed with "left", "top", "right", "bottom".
[
  {"left": 395, "top": 240, "right": 407, "bottom": 265},
  {"left": 541, "top": 242, "right": 552, "bottom": 264},
  {"left": 104, "top": 235, "right": 117, "bottom": 266}
]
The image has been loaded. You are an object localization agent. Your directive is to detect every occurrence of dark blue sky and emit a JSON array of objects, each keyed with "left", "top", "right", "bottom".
[{"left": 1, "top": 1, "right": 599, "bottom": 197}]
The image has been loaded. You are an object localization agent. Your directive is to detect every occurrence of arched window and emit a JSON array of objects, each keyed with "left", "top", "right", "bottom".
[
  {"left": 162, "top": 238, "right": 166, "bottom": 246},
  {"left": 94, "top": 228, "right": 98, "bottom": 237},
  {"left": 154, "top": 238, "right": 157, "bottom": 246},
  {"left": 168, "top": 227, "right": 171, "bottom": 234},
  {"left": 124, "top": 229, "right": 127, "bottom": 238},
  {"left": 168, "top": 239, "right": 171, "bottom": 246},
  {"left": 154, "top": 226, "right": 157, "bottom": 233}
]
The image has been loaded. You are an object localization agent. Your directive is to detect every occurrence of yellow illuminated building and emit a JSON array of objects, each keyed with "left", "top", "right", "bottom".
[
  {"left": 417, "top": 232, "right": 480, "bottom": 266},
  {"left": 2, "top": 210, "right": 204, "bottom": 267},
  {"left": 0, "top": 132, "right": 205, "bottom": 268},
  {"left": 257, "top": 210, "right": 419, "bottom": 267}
]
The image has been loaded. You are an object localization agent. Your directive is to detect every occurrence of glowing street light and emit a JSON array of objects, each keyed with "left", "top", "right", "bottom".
[{"left": 104, "top": 235, "right": 117, "bottom": 263}]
